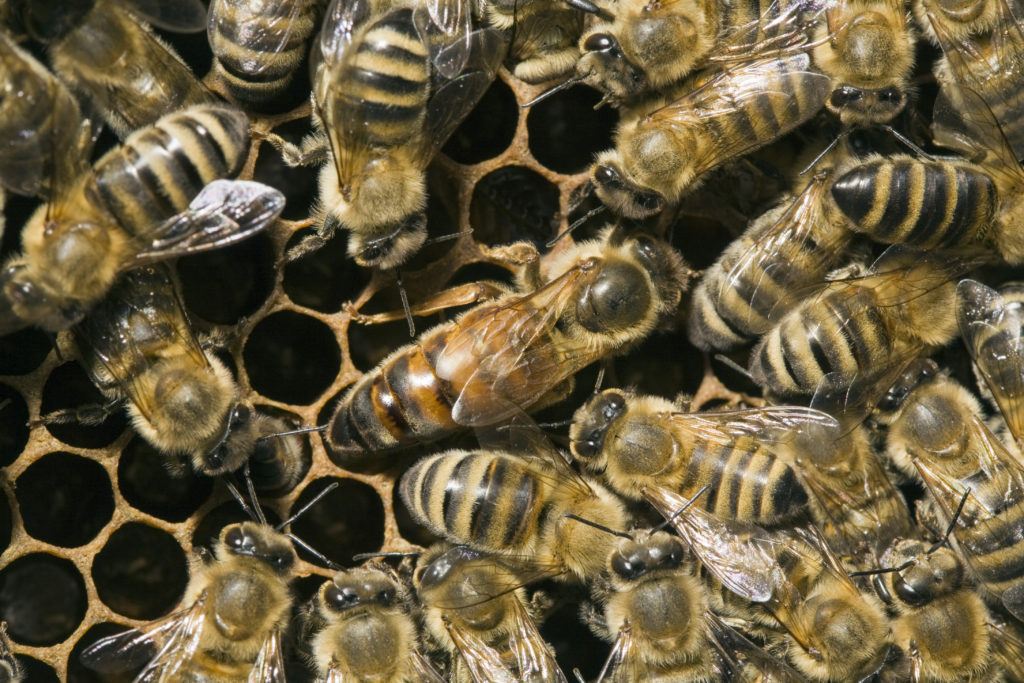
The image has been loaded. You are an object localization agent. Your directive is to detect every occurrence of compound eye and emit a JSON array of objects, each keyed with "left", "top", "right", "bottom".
[
  {"left": 603, "top": 392, "right": 626, "bottom": 420},
  {"left": 584, "top": 33, "right": 617, "bottom": 52},
  {"left": 594, "top": 164, "right": 619, "bottom": 185},
  {"left": 224, "top": 525, "right": 250, "bottom": 552},
  {"left": 610, "top": 551, "right": 645, "bottom": 580},
  {"left": 893, "top": 570, "right": 934, "bottom": 607},
  {"left": 324, "top": 583, "right": 360, "bottom": 611},
  {"left": 231, "top": 404, "right": 251, "bottom": 429},
  {"left": 879, "top": 87, "right": 904, "bottom": 105},
  {"left": 635, "top": 191, "right": 662, "bottom": 213}
]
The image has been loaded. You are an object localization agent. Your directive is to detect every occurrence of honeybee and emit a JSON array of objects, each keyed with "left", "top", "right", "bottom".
[
  {"left": 687, "top": 169, "right": 853, "bottom": 351},
  {"left": 591, "top": 52, "right": 831, "bottom": 219},
  {"left": 884, "top": 366, "right": 1024, "bottom": 623},
  {"left": 645, "top": 486, "right": 892, "bottom": 681},
  {"left": 0, "top": 624, "right": 22, "bottom": 683},
  {"left": 748, "top": 247, "right": 965, "bottom": 399},
  {"left": 811, "top": 0, "right": 916, "bottom": 126},
  {"left": 328, "top": 229, "right": 690, "bottom": 464},
  {"left": 957, "top": 279, "right": 1024, "bottom": 450},
  {"left": 208, "top": 0, "right": 327, "bottom": 107},
  {"left": 81, "top": 519, "right": 298, "bottom": 681},
  {"left": 281, "top": 0, "right": 505, "bottom": 266},
  {"left": 247, "top": 413, "right": 310, "bottom": 494},
  {"left": 507, "top": 5, "right": 584, "bottom": 84},
  {"left": 415, "top": 544, "right": 567, "bottom": 682},
  {"left": 308, "top": 564, "right": 445, "bottom": 682},
  {"left": 0, "top": 104, "right": 255, "bottom": 335},
  {"left": 5, "top": 0, "right": 214, "bottom": 138},
  {"left": 0, "top": 32, "right": 93, "bottom": 200},
  {"left": 568, "top": 388, "right": 840, "bottom": 525},
  {"left": 590, "top": 529, "right": 806, "bottom": 682}
]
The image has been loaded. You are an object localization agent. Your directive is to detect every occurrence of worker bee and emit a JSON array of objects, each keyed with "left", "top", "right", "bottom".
[
  {"left": 247, "top": 413, "right": 311, "bottom": 494},
  {"left": 308, "top": 564, "right": 445, "bottom": 682},
  {"left": 590, "top": 528, "right": 806, "bottom": 681},
  {"left": 414, "top": 544, "right": 566, "bottom": 682},
  {"left": 748, "top": 247, "right": 965, "bottom": 399},
  {"left": 645, "top": 486, "right": 892, "bottom": 681},
  {"left": 208, "top": 0, "right": 327, "bottom": 108},
  {"left": 0, "top": 104, "right": 255, "bottom": 335},
  {"left": 0, "top": 624, "right": 22, "bottom": 683},
  {"left": 811, "top": 0, "right": 916, "bottom": 126},
  {"left": 506, "top": 5, "right": 584, "bottom": 84},
  {"left": 4, "top": 0, "right": 214, "bottom": 138},
  {"left": 568, "top": 388, "right": 840, "bottom": 525},
  {"left": 0, "top": 31, "right": 93, "bottom": 200},
  {"left": 957, "top": 279, "right": 1024, "bottom": 450},
  {"left": 281, "top": 0, "right": 505, "bottom": 266},
  {"left": 591, "top": 52, "right": 831, "bottom": 219},
  {"left": 885, "top": 366, "right": 1024, "bottom": 624},
  {"left": 327, "top": 229, "right": 690, "bottom": 464}
]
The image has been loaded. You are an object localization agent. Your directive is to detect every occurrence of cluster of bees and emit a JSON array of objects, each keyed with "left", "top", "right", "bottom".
[{"left": 3, "top": 0, "right": 1024, "bottom": 679}]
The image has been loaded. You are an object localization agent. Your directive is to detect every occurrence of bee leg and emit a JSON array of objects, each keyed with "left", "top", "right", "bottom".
[
  {"left": 578, "top": 597, "right": 611, "bottom": 640},
  {"left": 285, "top": 215, "right": 333, "bottom": 263},
  {"left": 265, "top": 131, "right": 329, "bottom": 168},
  {"left": 33, "top": 400, "right": 119, "bottom": 427},
  {"left": 346, "top": 281, "right": 509, "bottom": 325}
]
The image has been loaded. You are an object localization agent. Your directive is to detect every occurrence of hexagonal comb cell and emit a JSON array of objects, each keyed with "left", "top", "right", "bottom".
[
  {"left": 92, "top": 523, "right": 188, "bottom": 620},
  {"left": 118, "top": 438, "right": 213, "bottom": 522},
  {"left": 527, "top": 85, "right": 618, "bottom": 174},
  {"left": 243, "top": 311, "right": 342, "bottom": 405},
  {"left": 0, "top": 554, "right": 87, "bottom": 646},
  {"left": 177, "top": 232, "right": 277, "bottom": 325},
  {"left": 470, "top": 165, "right": 561, "bottom": 247},
  {"left": 38, "top": 363, "right": 126, "bottom": 449},
  {"left": 290, "top": 477, "right": 386, "bottom": 568},
  {"left": 442, "top": 77, "right": 519, "bottom": 165},
  {"left": 15, "top": 452, "right": 113, "bottom": 547}
]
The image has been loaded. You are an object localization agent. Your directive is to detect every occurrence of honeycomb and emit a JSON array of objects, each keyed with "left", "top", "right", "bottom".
[{"left": 0, "top": 3, "right": 995, "bottom": 681}]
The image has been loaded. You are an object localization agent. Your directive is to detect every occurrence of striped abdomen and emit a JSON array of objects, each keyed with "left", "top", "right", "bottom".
[
  {"left": 209, "top": 0, "right": 324, "bottom": 105},
  {"left": 93, "top": 104, "right": 250, "bottom": 233},
  {"left": 341, "top": 8, "right": 430, "bottom": 146},
  {"left": 751, "top": 289, "right": 895, "bottom": 396},
  {"left": 400, "top": 451, "right": 549, "bottom": 554},
  {"left": 958, "top": 502, "right": 1024, "bottom": 613},
  {"left": 678, "top": 437, "right": 808, "bottom": 524},
  {"left": 831, "top": 158, "right": 996, "bottom": 249}
]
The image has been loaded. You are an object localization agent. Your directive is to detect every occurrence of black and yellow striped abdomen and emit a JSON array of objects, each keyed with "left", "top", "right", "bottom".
[
  {"left": 830, "top": 158, "right": 996, "bottom": 249},
  {"left": 400, "top": 451, "right": 549, "bottom": 554},
  {"left": 209, "top": 0, "right": 324, "bottom": 106},
  {"left": 92, "top": 104, "right": 250, "bottom": 234},
  {"left": 958, "top": 501, "right": 1024, "bottom": 610}
]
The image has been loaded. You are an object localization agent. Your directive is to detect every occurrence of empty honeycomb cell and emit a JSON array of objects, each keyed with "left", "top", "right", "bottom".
[
  {"left": 289, "top": 477, "right": 385, "bottom": 569},
  {"left": 527, "top": 85, "right": 619, "bottom": 174},
  {"left": 346, "top": 317, "right": 415, "bottom": 374},
  {"left": 92, "top": 523, "right": 189, "bottom": 621},
  {"left": 15, "top": 452, "right": 114, "bottom": 548},
  {"left": 13, "top": 655, "right": 59, "bottom": 683},
  {"left": 118, "top": 437, "right": 213, "bottom": 523},
  {"left": 0, "top": 384, "right": 28, "bottom": 467},
  {"left": 243, "top": 311, "right": 341, "bottom": 405},
  {"left": 177, "top": 232, "right": 277, "bottom": 325},
  {"left": 540, "top": 600, "right": 608, "bottom": 680},
  {"left": 614, "top": 333, "right": 702, "bottom": 399},
  {"left": 191, "top": 501, "right": 282, "bottom": 551},
  {"left": 0, "top": 554, "right": 87, "bottom": 646},
  {"left": 441, "top": 77, "right": 519, "bottom": 164},
  {"left": 470, "top": 165, "right": 560, "bottom": 247},
  {"left": 0, "top": 327, "right": 51, "bottom": 375},
  {"left": 38, "top": 363, "right": 127, "bottom": 449},
  {"left": 67, "top": 622, "right": 145, "bottom": 682},
  {"left": 283, "top": 229, "right": 369, "bottom": 313}
]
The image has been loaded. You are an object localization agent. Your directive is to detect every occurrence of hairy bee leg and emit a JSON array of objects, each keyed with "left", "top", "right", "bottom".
[
  {"left": 34, "top": 400, "right": 119, "bottom": 427},
  {"left": 265, "top": 131, "right": 330, "bottom": 167},
  {"left": 347, "top": 281, "right": 509, "bottom": 325},
  {"left": 284, "top": 229, "right": 329, "bottom": 263}
]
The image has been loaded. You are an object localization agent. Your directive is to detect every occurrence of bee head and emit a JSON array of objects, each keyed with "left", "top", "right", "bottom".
[
  {"left": 0, "top": 259, "right": 85, "bottom": 332},
  {"left": 200, "top": 403, "right": 255, "bottom": 476},
  {"left": 220, "top": 521, "right": 296, "bottom": 574},
  {"left": 609, "top": 530, "right": 685, "bottom": 580},
  {"left": 349, "top": 213, "right": 427, "bottom": 270},
  {"left": 591, "top": 156, "right": 665, "bottom": 218},
  {"left": 322, "top": 569, "right": 399, "bottom": 613},
  {"left": 577, "top": 33, "right": 649, "bottom": 100},
  {"left": 570, "top": 389, "right": 628, "bottom": 466}
]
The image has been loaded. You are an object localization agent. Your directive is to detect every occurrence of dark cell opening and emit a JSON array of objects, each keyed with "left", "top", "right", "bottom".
[
  {"left": 68, "top": 621, "right": 145, "bottom": 683},
  {"left": 119, "top": 437, "right": 213, "bottom": 522},
  {"left": 283, "top": 228, "right": 369, "bottom": 313},
  {"left": 254, "top": 120, "right": 321, "bottom": 221},
  {"left": 13, "top": 656, "right": 59, "bottom": 683},
  {"left": 191, "top": 501, "right": 281, "bottom": 551},
  {"left": 448, "top": 261, "right": 515, "bottom": 290},
  {"left": 243, "top": 311, "right": 341, "bottom": 405},
  {"left": 290, "top": 477, "right": 385, "bottom": 569},
  {"left": 153, "top": 25, "right": 212, "bottom": 77},
  {"left": 615, "top": 332, "right": 702, "bottom": 399},
  {"left": 539, "top": 597, "right": 609, "bottom": 682},
  {"left": 392, "top": 483, "right": 440, "bottom": 548},
  {"left": 38, "top": 362, "right": 126, "bottom": 448},
  {"left": 16, "top": 451, "right": 113, "bottom": 547},
  {"left": 0, "top": 384, "right": 28, "bottom": 466},
  {"left": 442, "top": 78, "right": 518, "bottom": 165},
  {"left": 346, "top": 317, "right": 412, "bottom": 374},
  {"left": 470, "top": 165, "right": 560, "bottom": 248},
  {"left": 177, "top": 231, "right": 276, "bottom": 325},
  {"left": 527, "top": 85, "right": 618, "bottom": 174},
  {"left": 92, "top": 523, "right": 189, "bottom": 620},
  {"left": 0, "top": 327, "right": 51, "bottom": 375},
  {"left": 247, "top": 406, "right": 312, "bottom": 496},
  {"left": 0, "top": 554, "right": 87, "bottom": 646}
]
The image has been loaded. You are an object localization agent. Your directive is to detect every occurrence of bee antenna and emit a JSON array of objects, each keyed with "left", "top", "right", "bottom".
[
  {"left": 277, "top": 482, "right": 339, "bottom": 531},
  {"left": 395, "top": 267, "right": 415, "bottom": 338},
  {"left": 797, "top": 131, "right": 849, "bottom": 175},
  {"left": 562, "top": 0, "right": 613, "bottom": 19},
  {"left": 286, "top": 532, "right": 340, "bottom": 569},
  {"left": 593, "top": 365, "right": 606, "bottom": 393},
  {"left": 241, "top": 462, "right": 267, "bottom": 526},
  {"left": 881, "top": 125, "right": 935, "bottom": 161},
  {"left": 523, "top": 74, "right": 588, "bottom": 108},
  {"left": 649, "top": 485, "right": 709, "bottom": 535},
  {"left": 563, "top": 513, "right": 632, "bottom": 539},
  {"left": 255, "top": 425, "right": 326, "bottom": 442},
  {"left": 847, "top": 558, "right": 915, "bottom": 578},
  {"left": 224, "top": 479, "right": 258, "bottom": 522},
  {"left": 352, "top": 551, "right": 423, "bottom": 562},
  {"left": 423, "top": 228, "right": 472, "bottom": 246},
  {"left": 713, "top": 354, "right": 754, "bottom": 382},
  {"left": 573, "top": 668, "right": 587, "bottom": 683},
  {"left": 928, "top": 486, "right": 971, "bottom": 555},
  {"left": 547, "top": 205, "right": 607, "bottom": 247}
]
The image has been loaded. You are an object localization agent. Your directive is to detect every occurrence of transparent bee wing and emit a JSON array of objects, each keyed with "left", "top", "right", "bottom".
[
  {"left": 705, "top": 611, "right": 808, "bottom": 682},
  {"left": 80, "top": 593, "right": 206, "bottom": 678},
  {"left": 421, "top": 551, "right": 564, "bottom": 611},
  {"left": 593, "top": 621, "right": 641, "bottom": 683},
  {"left": 667, "top": 406, "right": 839, "bottom": 448},
  {"left": 957, "top": 279, "right": 1024, "bottom": 447},
  {"left": 248, "top": 630, "right": 287, "bottom": 683},
  {"left": 505, "top": 595, "right": 568, "bottom": 682},
  {"left": 412, "top": 0, "right": 475, "bottom": 79},
  {"left": 987, "top": 619, "right": 1024, "bottom": 681},
  {"left": 124, "top": 0, "right": 208, "bottom": 32},
  {"left": 445, "top": 617, "right": 520, "bottom": 683},
  {"left": 642, "top": 485, "right": 781, "bottom": 603},
  {"left": 712, "top": 0, "right": 826, "bottom": 63},
  {"left": 318, "top": 0, "right": 374, "bottom": 69},
  {"left": 410, "top": 652, "right": 447, "bottom": 683},
  {"left": 208, "top": 0, "right": 313, "bottom": 78},
  {"left": 130, "top": 179, "right": 285, "bottom": 267}
]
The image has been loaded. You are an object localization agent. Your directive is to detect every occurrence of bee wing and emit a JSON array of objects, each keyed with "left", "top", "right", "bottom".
[
  {"left": 719, "top": 171, "right": 833, "bottom": 330},
  {"left": 208, "top": 0, "right": 313, "bottom": 77},
  {"left": 506, "top": 595, "right": 568, "bottom": 683},
  {"left": 712, "top": 0, "right": 824, "bottom": 62},
  {"left": 593, "top": 622, "right": 641, "bottom": 683},
  {"left": 124, "top": 0, "right": 208, "bottom": 32},
  {"left": 128, "top": 180, "right": 285, "bottom": 268},
  {"left": 957, "top": 279, "right": 1024, "bottom": 446},
  {"left": 987, "top": 620, "right": 1024, "bottom": 681},
  {"left": 642, "top": 485, "right": 782, "bottom": 603},
  {"left": 666, "top": 406, "right": 839, "bottom": 448},
  {"left": 412, "top": 0, "right": 474, "bottom": 79},
  {"left": 80, "top": 593, "right": 207, "bottom": 678},
  {"left": 704, "top": 611, "right": 808, "bottom": 682},
  {"left": 410, "top": 652, "right": 447, "bottom": 683},
  {"left": 248, "top": 630, "right": 287, "bottom": 683},
  {"left": 445, "top": 618, "right": 520, "bottom": 683},
  {"left": 74, "top": 266, "right": 209, "bottom": 426},
  {"left": 434, "top": 263, "right": 599, "bottom": 427},
  {"left": 646, "top": 53, "right": 830, "bottom": 178}
]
